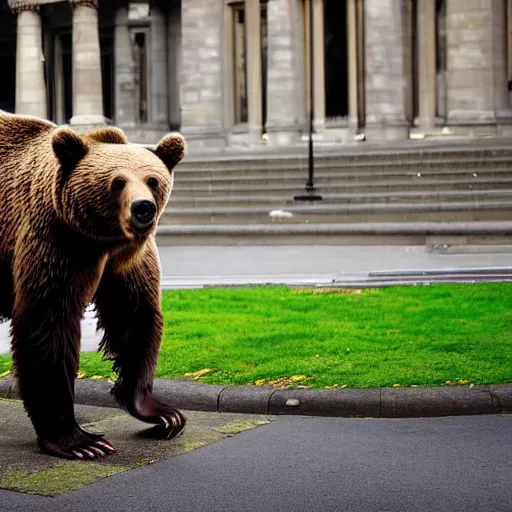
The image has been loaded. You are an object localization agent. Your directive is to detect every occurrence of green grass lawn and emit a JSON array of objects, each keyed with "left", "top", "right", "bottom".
[{"left": 1, "top": 283, "right": 512, "bottom": 389}]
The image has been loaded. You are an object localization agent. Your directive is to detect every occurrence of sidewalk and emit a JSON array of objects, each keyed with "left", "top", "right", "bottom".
[{"left": 0, "top": 396, "right": 271, "bottom": 496}]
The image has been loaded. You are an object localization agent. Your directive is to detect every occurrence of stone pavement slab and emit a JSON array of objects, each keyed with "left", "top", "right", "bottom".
[{"left": 0, "top": 398, "right": 271, "bottom": 496}]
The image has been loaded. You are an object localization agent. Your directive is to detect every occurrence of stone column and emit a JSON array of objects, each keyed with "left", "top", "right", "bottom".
[
  {"left": 490, "top": 0, "right": 512, "bottom": 127},
  {"left": 167, "top": 2, "right": 181, "bottom": 131},
  {"left": 265, "top": 0, "right": 306, "bottom": 146},
  {"left": 150, "top": 4, "right": 169, "bottom": 129},
  {"left": 508, "top": 0, "right": 512, "bottom": 108},
  {"left": 364, "top": 0, "right": 409, "bottom": 141},
  {"left": 417, "top": 0, "right": 436, "bottom": 131},
  {"left": 445, "top": 0, "right": 512, "bottom": 128},
  {"left": 180, "top": 0, "right": 224, "bottom": 149},
  {"left": 114, "top": 5, "right": 137, "bottom": 127},
  {"left": 245, "top": 0, "right": 263, "bottom": 140},
  {"left": 10, "top": 3, "right": 47, "bottom": 119},
  {"left": 312, "top": 0, "right": 325, "bottom": 132},
  {"left": 347, "top": 0, "right": 358, "bottom": 129},
  {"left": 69, "top": 0, "right": 106, "bottom": 126}
]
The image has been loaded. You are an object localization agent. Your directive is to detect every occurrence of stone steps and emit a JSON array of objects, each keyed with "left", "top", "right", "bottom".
[
  {"left": 176, "top": 158, "right": 512, "bottom": 178},
  {"left": 161, "top": 200, "right": 512, "bottom": 225},
  {"left": 161, "top": 142, "right": 512, "bottom": 245},
  {"left": 172, "top": 175, "right": 512, "bottom": 195},
  {"left": 178, "top": 143, "right": 512, "bottom": 169}
]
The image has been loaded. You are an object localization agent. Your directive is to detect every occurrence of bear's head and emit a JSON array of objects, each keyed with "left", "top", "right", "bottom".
[{"left": 51, "top": 126, "right": 185, "bottom": 243}]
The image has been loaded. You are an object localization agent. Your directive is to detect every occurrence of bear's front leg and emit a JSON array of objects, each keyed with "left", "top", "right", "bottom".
[
  {"left": 11, "top": 240, "right": 116, "bottom": 460},
  {"left": 95, "top": 240, "right": 186, "bottom": 440}
]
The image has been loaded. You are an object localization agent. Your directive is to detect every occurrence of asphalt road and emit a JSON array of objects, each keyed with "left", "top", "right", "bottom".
[
  {"left": 1, "top": 244, "right": 512, "bottom": 355},
  {"left": 1, "top": 414, "right": 511, "bottom": 512}
]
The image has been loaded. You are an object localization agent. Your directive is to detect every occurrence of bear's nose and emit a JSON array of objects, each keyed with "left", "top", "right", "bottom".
[{"left": 131, "top": 200, "right": 157, "bottom": 229}]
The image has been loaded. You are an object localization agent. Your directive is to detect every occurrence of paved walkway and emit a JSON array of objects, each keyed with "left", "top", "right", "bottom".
[
  {"left": 1, "top": 411, "right": 511, "bottom": 511},
  {"left": 0, "top": 244, "right": 511, "bottom": 355}
]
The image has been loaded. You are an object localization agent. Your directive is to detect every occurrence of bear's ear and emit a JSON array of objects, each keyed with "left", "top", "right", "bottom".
[
  {"left": 85, "top": 127, "right": 129, "bottom": 145},
  {"left": 52, "top": 127, "right": 88, "bottom": 169},
  {"left": 153, "top": 132, "right": 186, "bottom": 172}
]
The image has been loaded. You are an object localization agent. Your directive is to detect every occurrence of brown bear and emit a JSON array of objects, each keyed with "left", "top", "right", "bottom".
[{"left": 0, "top": 110, "right": 186, "bottom": 460}]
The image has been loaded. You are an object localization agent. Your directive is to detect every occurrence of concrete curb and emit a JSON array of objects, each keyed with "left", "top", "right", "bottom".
[{"left": 1, "top": 378, "right": 511, "bottom": 419}]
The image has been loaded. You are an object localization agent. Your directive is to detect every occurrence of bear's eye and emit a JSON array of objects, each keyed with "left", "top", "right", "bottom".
[
  {"left": 111, "top": 177, "right": 126, "bottom": 193},
  {"left": 147, "top": 177, "right": 160, "bottom": 190}
]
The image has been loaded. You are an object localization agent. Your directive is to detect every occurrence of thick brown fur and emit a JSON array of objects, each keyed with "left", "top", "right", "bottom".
[{"left": 0, "top": 111, "right": 186, "bottom": 460}]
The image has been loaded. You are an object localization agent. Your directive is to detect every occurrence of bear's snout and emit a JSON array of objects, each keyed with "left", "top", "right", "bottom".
[{"left": 131, "top": 200, "right": 157, "bottom": 232}]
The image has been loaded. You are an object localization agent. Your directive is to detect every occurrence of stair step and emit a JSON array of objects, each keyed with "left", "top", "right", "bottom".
[
  {"left": 175, "top": 160, "right": 512, "bottom": 178},
  {"left": 172, "top": 178, "right": 512, "bottom": 196},
  {"left": 168, "top": 189, "right": 512, "bottom": 207},
  {"left": 171, "top": 178, "right": 512, "bottom": 196},
  {"left": 155, "top": 221, "right": 512, "bottom": 246}
]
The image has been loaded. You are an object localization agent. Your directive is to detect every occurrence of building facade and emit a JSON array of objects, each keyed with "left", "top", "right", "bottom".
[{"left": 1, "top": 0, "right": 512, "bottom": 150}]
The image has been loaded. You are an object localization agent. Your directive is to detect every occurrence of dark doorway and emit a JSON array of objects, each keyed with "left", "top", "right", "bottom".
[
  {"left": 0, "top": 4, "right": 16, "bottom": 113},
  {"left": 60, "top": 33, "right": 73, "bottom": 123},
  {"left": 406, "top": 0, "right": 419, "bottom": 125},
  {"left": 323, "top": 0, "right": 348, "bottom": 119},
  {"left": 260, "top": 0, "right": 268, "bottom": 134},
  {"left": 100, "top": 31, "right": 114, "bottom": 120}
]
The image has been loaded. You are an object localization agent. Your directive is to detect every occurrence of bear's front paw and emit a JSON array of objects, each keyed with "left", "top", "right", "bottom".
[
  {"left": 131, "top": 393, "right": 186, "bottom": 441},
  {"left": 38, "top": 425, "right": 117, "bottom": 460}
]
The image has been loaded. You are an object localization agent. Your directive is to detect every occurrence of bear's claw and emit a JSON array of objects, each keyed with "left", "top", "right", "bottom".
[
  {"left": 38, "top": 428, "right": 117, "bottom": 460},
  {"left": 130, "top": 392, "right": 187, "bottom": 437}
]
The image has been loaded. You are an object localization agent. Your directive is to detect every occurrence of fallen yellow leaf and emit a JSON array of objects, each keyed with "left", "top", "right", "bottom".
[
  {"left": 184, "top": 368, "right": 215, "bottom": 380},
  {"left": 458, "top": 380, "right": 470, "bottom": 385},
  {"left": 90, "top": 375, "right": 105, "bottom": 380},
  {"left": 0, "top": 370, "right": 11, "bottom": 379},
  {"left": 290, "top": 375, "right": 308, "bottom": 382},
  {"left": 77, "top": 371, "right": 86, "bottom": 379},
  {"left": 255, "top": 379, "right": 267, "bottom": 386},
  {"left": 393, "top": 384, "right": 400, "bottom": 388}
]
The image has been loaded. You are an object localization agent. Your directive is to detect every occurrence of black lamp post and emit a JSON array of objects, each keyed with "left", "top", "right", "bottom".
[{"left": 295, "top": 0, "right": 323, "bottom": 202}]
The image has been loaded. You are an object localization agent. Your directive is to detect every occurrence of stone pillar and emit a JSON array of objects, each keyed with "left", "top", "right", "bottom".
[
  {"left": 245, "top": 0, "right": 262, "bottom": 140},
  {"left": 364, "top": 0, "right": 409, "bottom": 141},
  {"left": 265, "top": 0, "right": 306, "bottom": 146},
  {"left": 11, "top": 4, "right": 47, "bottom": 119},
  {"left": 417, "top": 0, "right": 437, "bottom": 131},
  {"left": 347, "top": 0, "right": 358, "bottom": 129},
  {"left": 180, "top": 0, "right": 224, "bottom": 149},
  {"left": 312, "top": 0, "right": 325, "bottom": 132},
  {"left": 167, "top": 2, "right": 181, "bottom": 131},
  {"left": 114, "top": 5, "right": 137, "bottom": 127},
  {"left": 69, "top": 0, "right": 106, "bottom": 126},
  {"left": 508, "top": 0, "right": 512, "bottom": 108},
  {"left": 445, "top": 0, "right": 512, "bottom": 128},
  {"left": 150, "top": 5, "right": 169, "bottom": 129},
  {"left": 490, "top": 0, "right": 512, "bottom": 126}
]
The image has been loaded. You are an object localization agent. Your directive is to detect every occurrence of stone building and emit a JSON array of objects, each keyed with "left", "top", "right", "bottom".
[{"left": 1, "top": 0, "right": 511, "bottom": 150}]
